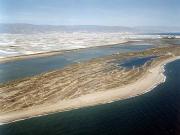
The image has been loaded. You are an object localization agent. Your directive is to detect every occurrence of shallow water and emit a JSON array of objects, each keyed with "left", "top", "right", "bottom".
[
  {"left": 0, "top": 44, "right": 153, "bottom": 83},
  {"left": 0, "top": 59, "right": 180, "bottom": 135},
  {"left": 159, "top": 39, "right": 180, "bottom": 45},
  {"left": 118, "top": 56, "right": 157, "bottom": 69}
]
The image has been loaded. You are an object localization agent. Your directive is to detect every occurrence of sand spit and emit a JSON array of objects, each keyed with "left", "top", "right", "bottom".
[
  {"left": 0, "top": 47, "right": 180, "bottom": 124},
  {"left": 0, "top": 56, "right": 180, "bottom": 125}
]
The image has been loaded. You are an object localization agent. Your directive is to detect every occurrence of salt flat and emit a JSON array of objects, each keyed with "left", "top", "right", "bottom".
[{"left": 0, "top": 32, "right": 161, "bottom": 58}]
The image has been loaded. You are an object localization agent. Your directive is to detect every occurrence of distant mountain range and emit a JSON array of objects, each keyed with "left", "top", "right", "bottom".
[{"left": 0, "top": 23, "right": 180, "bottom": 34}]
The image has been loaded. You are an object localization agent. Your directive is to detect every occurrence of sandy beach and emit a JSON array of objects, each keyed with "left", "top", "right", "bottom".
[{"left": 0, "top": 55, "right": 180, "bottom": 125}]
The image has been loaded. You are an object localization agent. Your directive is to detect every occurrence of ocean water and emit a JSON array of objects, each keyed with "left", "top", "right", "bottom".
[
  {"left": 0, "top": 60, "right": 180, "bottom": 135},
  {"left": 0, "top": 44, "right": 153, "bottom": 83}
]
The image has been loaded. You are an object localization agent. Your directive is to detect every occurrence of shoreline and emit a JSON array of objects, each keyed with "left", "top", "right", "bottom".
[
  {"left": 0, "top": 56, "right": 180, "bottom": 125},
  {"left": 0, "top": 40, "right": 131, "bottom": 64},
  {"left": 0, "top": 40, "right": 154, "bottom": 64}
]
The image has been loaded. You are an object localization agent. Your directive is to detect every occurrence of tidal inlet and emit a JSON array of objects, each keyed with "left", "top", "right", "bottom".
[{"left": 1, "top": 0, "right": 180, "bottom": 135}]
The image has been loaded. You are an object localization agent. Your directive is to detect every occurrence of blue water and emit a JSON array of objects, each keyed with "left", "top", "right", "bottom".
[
  {"left": 0, "top": 60, "right": 180, "bottom": 135},
  {"left": 119, "top": 56, "right": 157, "bottom": 68},
  {"left": 0, "top": 44, "right": 153, "bottom": 83}
]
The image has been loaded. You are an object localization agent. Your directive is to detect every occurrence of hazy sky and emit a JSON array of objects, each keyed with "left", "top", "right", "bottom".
[{"left": 0, "top": 0, "right": 180, "bottom": 26}]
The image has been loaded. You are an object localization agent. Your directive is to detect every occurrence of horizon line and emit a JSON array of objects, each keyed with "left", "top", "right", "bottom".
[{"left": 1, "top": 23, "right": 180, "bottom": 28}]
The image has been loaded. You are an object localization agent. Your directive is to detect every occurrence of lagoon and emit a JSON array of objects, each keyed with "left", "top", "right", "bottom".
[{"left": 0, "top": 44, "right": 153, "bottom": 83}]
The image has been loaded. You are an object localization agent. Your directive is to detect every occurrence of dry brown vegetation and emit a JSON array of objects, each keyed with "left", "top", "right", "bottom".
[{"left": 0, "top": 45, "right": 180, "bottom": 114}]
